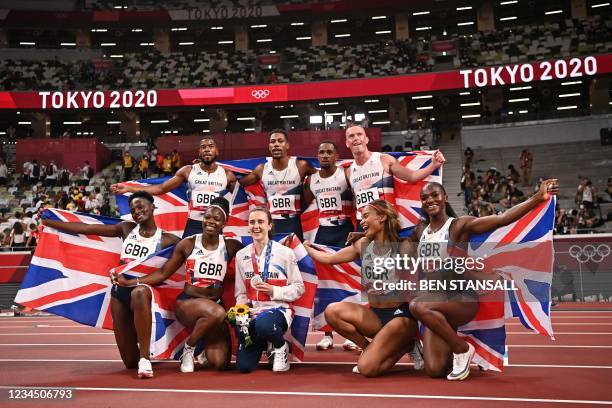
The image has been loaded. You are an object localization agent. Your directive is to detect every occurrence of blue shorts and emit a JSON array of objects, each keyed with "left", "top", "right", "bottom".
[
  {"left": 314, "top": 223, "right": 353, "bottom": 248},
  {"left": 273, "top": 217, "right": 303, "bottom": 241},
  {"left": 111, "top": 284, "right": 136, "bottom": 307},
  {"left": 371, "top": 304, "right": 414, "bottom": 326},
  {"left": 183, "top": 218, "right": 202, "bottom": 238}
]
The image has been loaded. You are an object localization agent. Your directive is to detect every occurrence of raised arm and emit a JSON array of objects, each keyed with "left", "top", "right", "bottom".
[
  {"left": 43, "top": 218, "right": 128, "bottom": 238},
  {"left": 303, "top": 238, "right": 363, "bottom": 265},
  {"left": 224, "top": 168, "right": 238, "bottom": 193},
  {"left": 460, "top": 179, "right": 559, "bottom": 236},
  {"left": 385, "top": 150, "right": 445, "bottom": 183},
  {"left": 111, "top": 165, "right": 190, "bottom": 195},
  {"left": 238, "top": 163, "right": 263, "bottom": 187}
]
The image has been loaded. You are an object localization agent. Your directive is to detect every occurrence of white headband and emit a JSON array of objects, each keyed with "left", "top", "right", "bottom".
[{"left": 208, "top": 204, "right": 227, "bottom": 221}]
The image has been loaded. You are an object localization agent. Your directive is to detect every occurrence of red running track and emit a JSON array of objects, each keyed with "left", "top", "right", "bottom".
[{"left": 0, "top": 311, "right": 611, "bottom": 407}]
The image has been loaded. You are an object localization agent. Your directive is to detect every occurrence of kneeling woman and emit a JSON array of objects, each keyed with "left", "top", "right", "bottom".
[
  {"left": 304, "top": 199, "right": 423, "bottom": 377},
  {"left": 44, "top": 191, "right": 179, "bottom": 379},
  {"left": 410, "top": 179, "right": 558, "bottom": 381},
  {"left": 118, "top": 197, "right": 242, "bottom": 372},
  {"left": 234, "top": 207, "right": 305, "bottom": 373}
]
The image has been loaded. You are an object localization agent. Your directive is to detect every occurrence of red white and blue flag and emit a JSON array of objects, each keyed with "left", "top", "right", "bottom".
[{"left": 461, "top": 196, "right": 556, "bottom": 371}]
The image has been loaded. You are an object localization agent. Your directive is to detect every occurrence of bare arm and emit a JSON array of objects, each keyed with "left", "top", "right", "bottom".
[
  {"left": 303, "top": 176, "right": 314, "bottom": 207},
  {"left": 303, "top": 238, "right": 363, "bottom": 265},
  {"left": 43, "top": 219, "right": 128, "bottom": 238},
  {"left": 297, "top": 159, "right": 317, "bottom": 179},
  {"left": 460, "top": 179, "right": 559, "bottom": 236},
  {"left": 111, "top": 165, "right": 190, "bottom": 195},
  {"left": 160, "top": 232, "right": 180, "bottom": 248},
  {"left": 225, "top": 168, "right": 238, "bottom": 193},
  {"left": 385, "top": 150, "right": 445, "bottom": 183},
  {"left": 238, "top": 164, "right": 263, "bottom": 187}
]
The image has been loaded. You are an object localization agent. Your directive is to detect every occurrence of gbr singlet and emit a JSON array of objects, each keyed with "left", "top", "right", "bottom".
[
  {"left": 119, "top": 225, "right": 163, "bottom": 263},
  {"left": 310, "top": 167, "right": 351, "bottom": 227},
  {"left": 187, "top": 164, "right": 228, "bottom": 221},
  {"left": 262, "top": 157, "right": 302, "bottom": 220},
  {"left": 185, "top": 234, "right": 228, "bottom": 288},
  {"left": 349, "top": 152, "right": 393, "bottom": 219}
]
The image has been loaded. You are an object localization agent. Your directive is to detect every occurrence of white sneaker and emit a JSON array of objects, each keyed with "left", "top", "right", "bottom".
[
  {"left": 342, "top": 339, "right": 359, "bottom": 351},
  {"left": 137, "top": 358, "right": 153, "bottom": 379},
  {"left": 316, "top": 335, "right": 334, "bottom": 350},
  {"left": 447, "top": 342, "right": 475, "bottom": 381},
  {"left": 409, "top": 340, "right": 425, "bottom": 371},
  {"left": 180, "top": 344, "right": 195, "bottom": 373},
  {"left": 271, "top": 343, "right": 290, "bottom": 372},
  {"left": 352, "top": 365, "right": 360, "bottom": 374},
  {"left": 196, "top": 351, "right": 208, "bottom": 367}
]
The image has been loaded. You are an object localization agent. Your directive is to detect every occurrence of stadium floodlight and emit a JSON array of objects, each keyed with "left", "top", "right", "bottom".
[
  {"left": 561, "top": 81, "right": 582, "bottom": 85},
  {"left": 416, "top": 106, "right": 434, "bottom": 110},
  {"left": 179, "top": 42, "right": 194, "bottom": 45},
  {"left": 140, "top": 42, "right": 154, "bottom": 46},
  {"left": 558, "top": 93, "right": 580, "bottom": 98},
  {"left": 412, "top": 11, "right": 430, "bottom": 15},
  {"left": 415, "top": 26, "right": 432, "bottom": 31},
  {"left": 330, "top": 19, "right": 347, "bottom": 23},
  {"left": 510, "top": 86, "right": 532, "bottom": 91},
  {"left": 171, "top": 28, "right": 188, "bottom": 31},
  {"left": 61, "top": 42, "right": 76, "bottom": 46},
  {"left": 291, "top": 22, "right": 304, "bottom": 26},
  {"left": 545, "top": 10, "right": 563, "bottom": 15},
  {"left": 211, "top": 26, "right": 223, "bottom": 30},
  {"left": 412, "top": 95, "right": 433, "bottom": 99},
  {"left": 296, "top": 36, "right": 312, "bottom": 40},
  {"left": 309, "top": 116, "right": 323, "bottom": 124},
  {"left": 202, "top": 130, "right": 210, "bottom": 133},
  {"left": 218, "top": 41, "right": 233, "bottom": 44},
  {"left": 519, "top": 110, "right": 528, "bottom": 113},
  {"left": 592, "top": 2, "right": 610, "bottom": 7},
  {"left": 335, "top": 34, "right": 351, "bottom": 38},
  {"left": 499, "top": 16, "right": 517, "bottom": 21},
  {"left": 460, "top": 92, "right": 471, "bottom": 95},
  {"left": 457, "top": 22, "right": 474, "bottom": 26},
  {"left": 109, "top": 54, "right": 124, "bottom": 58},
  {"left": 150, "top": 120, "right": 169, "bottom": 124},
  {"left": 376, "top": 31, "right": 392, "bottom": 34},
  {"left": 368, "top": 110, "right": 388, "bottom": 113},
  {"left": 244, "top": 128, "right": 255, "bottom": 131},
  {"left": 372, "top": 121, "right": 391, "bottom": 125},
  {"left": 354, "top": 113, "right": 366, "bottom": 121},
  {"left": 460, "top": 102, "right": 480, "bottom": 107},
  {"left": 101, "top": 43, "right": 116, "bottom": 46},
  {"left": 457, "top": 6, "right": 473, "bottom": 10},
  {"left": 63, "top": 121, "right": 82, "bottom": 125},
  {"left": 107, "top": 121, "right": 121, "bottom": 124},
  {"left": 371, "top": 16, "right": 386, "bottom": 19},
  {"left": 18, "top": 121, "right": 32, "bottom": 125},
  {"left": 237, "top": 117, "right": 256, "bottom": 121},
  {"left": 319, "top": 102, "right": 339, "bottom": 106},
  {"left": 461, "top": 114, "right": 480, "bottom": 118},
  {"left": 326, "top": 113, "right": 344, "bottom": 116},
  {"left": 364, "top": 99, "right": 379, "bottom": 103},
  {"left": 509, "top": 98, "right": 529, "bottom": 103},
  {"left": 90, "top": 29, "right": 108, "bottom": 32},
  {"left": 132, "top": 29, "right": 143, "bottom": 32},
  {"left": 500, "top": 0, "right": 518, "bottom": 4},
  {"left": 193, "top": 119, "right": 210, "bottom": 122},
  {"left": 280, "top": 115, "right": 299, "bottom": 119},
  {"left": 257, "top": 39, "right": 272, "bottom": 42},
  {"left": 19, "top": 42, "right": 35, "bottom": 46},
  {"left": 251, "top": 25, "right": 267, "bottom": 28},
  {"left": 557, "top": 105, "right": 578, "bottom": 110}
]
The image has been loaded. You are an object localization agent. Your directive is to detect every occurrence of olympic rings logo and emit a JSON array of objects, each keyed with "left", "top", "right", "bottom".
[
  {"left": 251, "top": 89, "right": 270, "bottom": 99},
  {"left": 568, "top": 244, "right": 610, "bottom": 263}
]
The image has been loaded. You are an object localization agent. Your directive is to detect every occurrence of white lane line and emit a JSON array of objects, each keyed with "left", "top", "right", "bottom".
[
  {"left": 0, "top": 385, "right": 608, "bottom": 405},
  {"left": 0, "top": 359, "right": 611, "bottom": 370}
]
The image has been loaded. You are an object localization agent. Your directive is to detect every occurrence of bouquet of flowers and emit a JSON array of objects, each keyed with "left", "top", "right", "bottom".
[{"left": 227, "top": 304, "right": 252, "bottom": 346}]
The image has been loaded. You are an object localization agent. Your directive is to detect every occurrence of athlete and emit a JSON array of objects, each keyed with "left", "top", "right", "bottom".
[
  {"left": 303, "top": 140, "right": 358, "bottom": 351},
  {"left": 43, "top": 191, "right": 179, "bottom": 379},
  {"left": 304, "top": 199, "right": 424, "bottom": 377},
  {"left": 116, "top": 197, "right": 242, "bottom": 372},
  {"left": 239, "top": 129, "right": 316, "bottom": 240},
  {"left": 234, "top": 207, "right": 305, "bottom": 373},
  {"left": 112, "top": 136, "right": 237, "bottom": 238},
  {"left": 409, "top": 179, "right": 559, "bottom": 381},
  {"left": 345, "top": 125, "right": 445, "bottom": 230}
]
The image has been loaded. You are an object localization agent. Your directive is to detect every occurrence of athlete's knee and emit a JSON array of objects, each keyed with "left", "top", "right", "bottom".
[
  {"left": 130, "top": 286, "right": 151, "bottom": 309},
  {"left": 209, "top": 305, "right": 227, "bottom": 326},
  {"left": 357, "top": 360, "right": 381, "bottom": 378},
  {"left": 424, "top": 361, "right": 448, "bottom": 378},
  {"left": 409, "top": 300, "right": 429, "bottom": 319},
  {"left": 209, "top": 355, "right": 230, "bottom": 371},
  {"left": 236, "top": 358, "right": 255, "bottom": 374},
  {"left": 324, "top": 302, "right": 344, "bottom": 325}
]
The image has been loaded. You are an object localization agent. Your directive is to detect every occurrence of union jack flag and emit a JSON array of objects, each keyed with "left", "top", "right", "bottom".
[
  {"left": 460, "top": 196, "right": 556, "bottom": 371},
  {"left": 115, "top": 176, "right": 189, "bottom": 237},
  {"left": 14, "top": 209, "right": 190, "bottom": 360}
]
